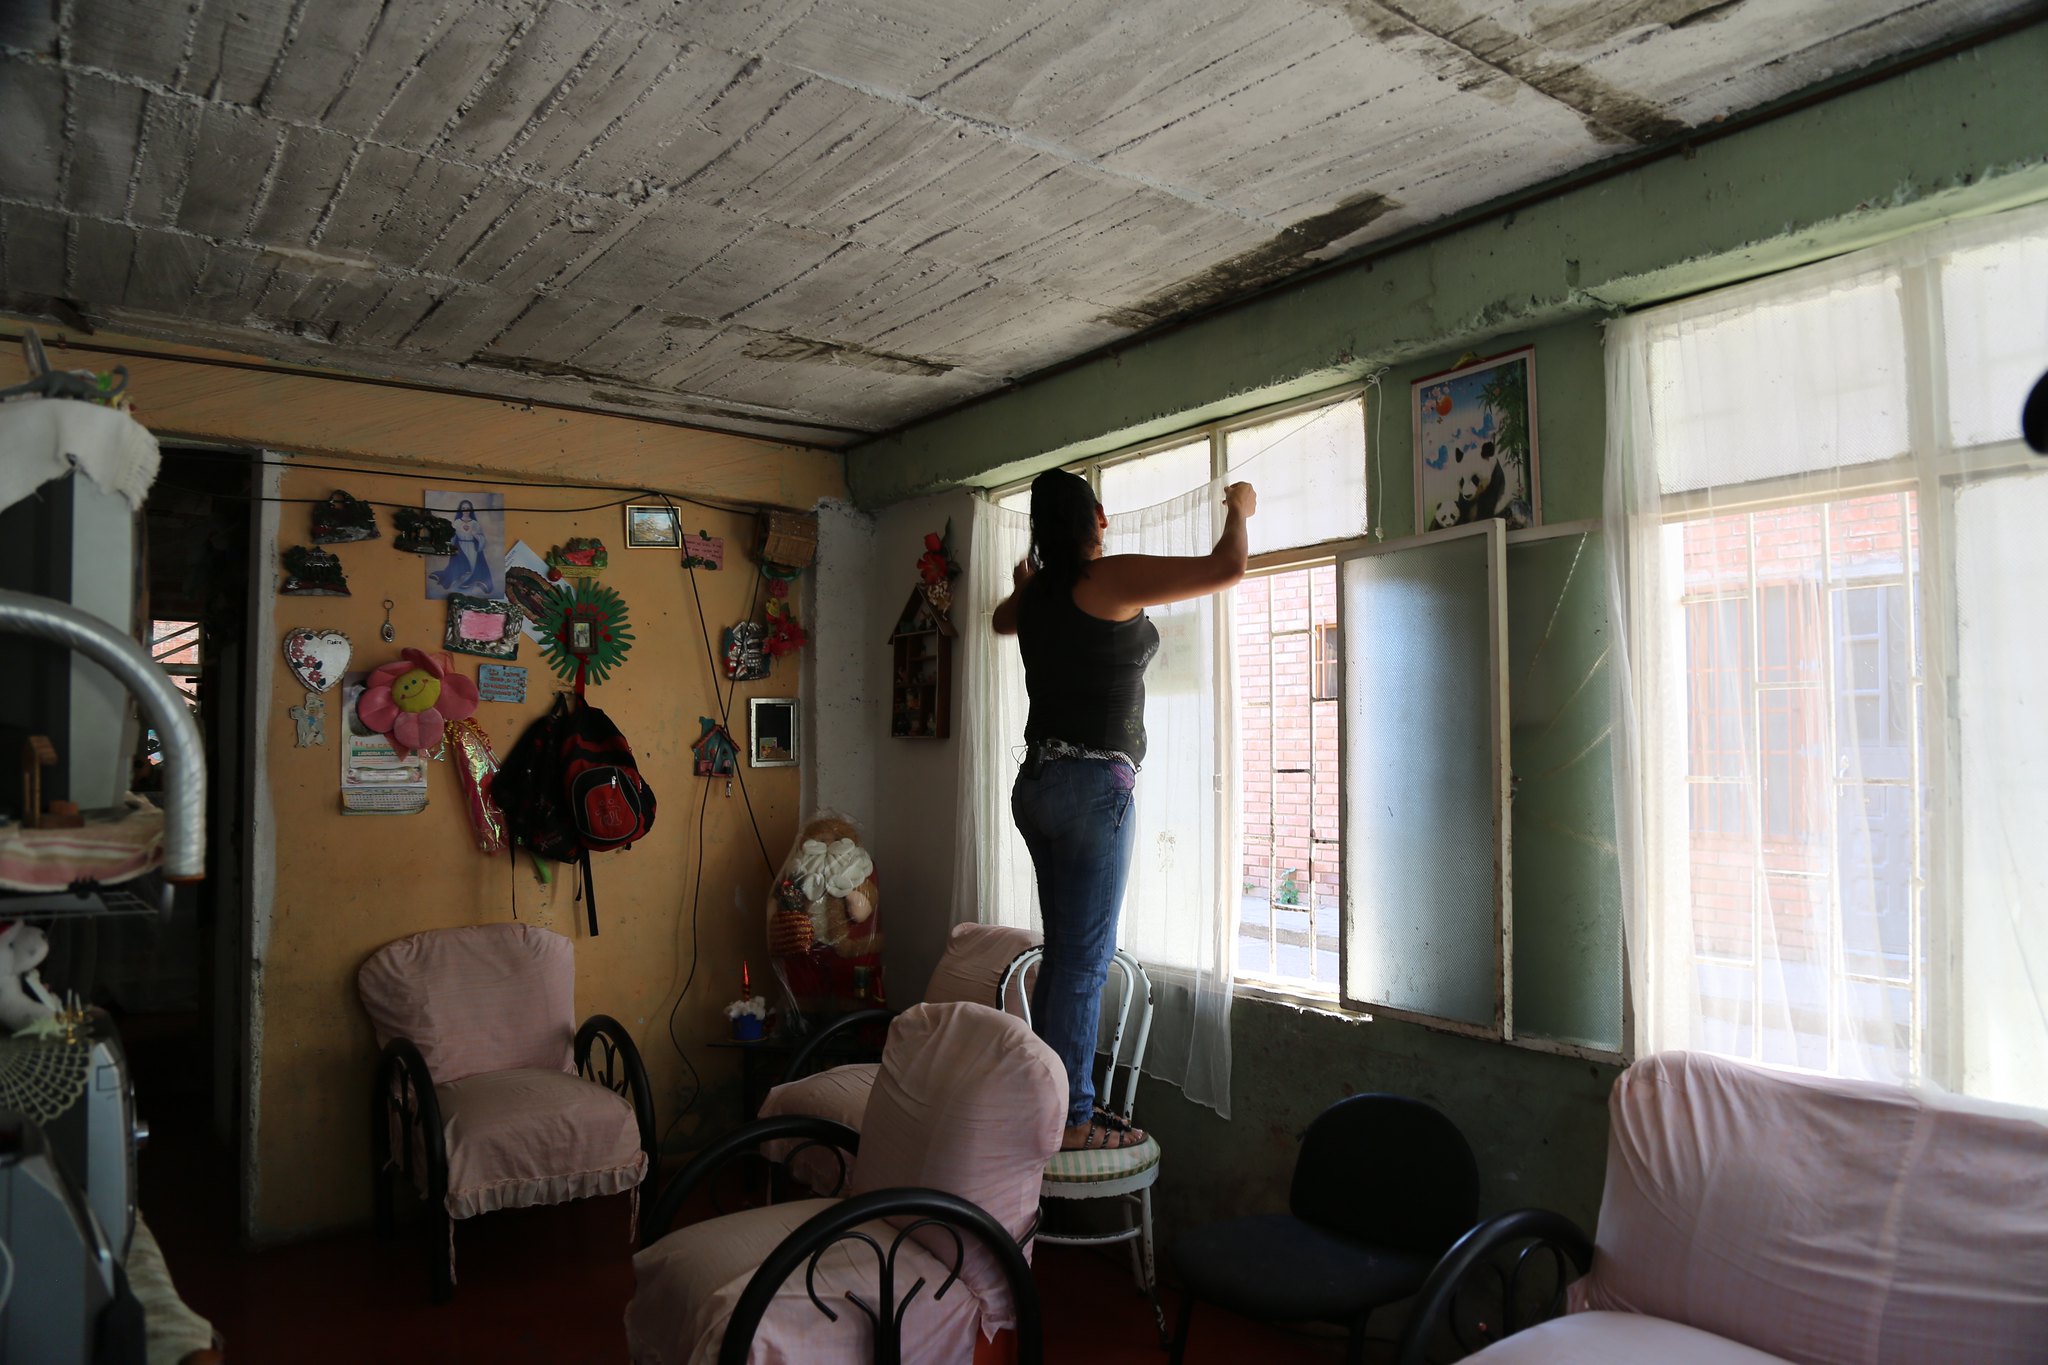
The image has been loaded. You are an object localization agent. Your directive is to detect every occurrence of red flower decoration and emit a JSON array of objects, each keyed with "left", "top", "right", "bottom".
[
  {"left": 355, "top": 648, "right": 479, "bottom": 757},
  {"left": 764, "top": 615, "right": 808, "bottom": 657}
]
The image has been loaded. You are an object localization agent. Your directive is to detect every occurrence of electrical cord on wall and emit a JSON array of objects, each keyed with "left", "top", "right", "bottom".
[
  {"left": 655, "top": 490, "right": 782, "bottom": 1149},
  {"left": 662, "top": 493, "right": 775, "bottom": 875},
  {"left": 659, "top": 777, "right": 715, "bottom": 1152},
  {"left": 163, "top": 445, "right": 759, "bottom": 517}
]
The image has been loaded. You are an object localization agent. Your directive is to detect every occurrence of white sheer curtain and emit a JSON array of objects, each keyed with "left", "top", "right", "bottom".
[
  {"left": 1605, "top": 201, "right": 2048, "bottom": 1110},
  {"left": 954, "top": 485, "right": 1241, "bottom": 1118}
]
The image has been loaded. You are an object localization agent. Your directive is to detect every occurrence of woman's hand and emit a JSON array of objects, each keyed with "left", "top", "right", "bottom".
[
  {"left": 1225, "top": 482, "right": 1258, "bottom": 518},
  {"left": 1012, "top": 556, "right": 1036, "bottom": 589}
]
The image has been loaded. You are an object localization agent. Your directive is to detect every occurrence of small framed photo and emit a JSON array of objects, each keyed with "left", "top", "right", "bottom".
[
  {"left": 444, "top": 594, "right": 520, "bottom": 659},
  {"left": 1413, "top": 346, "right": 1540, "bottom": 534},
  {"left": 748, "top": 697, "right": 799, "bottom": 768},
  {"left": 624, "top": 503, "right": 682, "bottom": 549}
]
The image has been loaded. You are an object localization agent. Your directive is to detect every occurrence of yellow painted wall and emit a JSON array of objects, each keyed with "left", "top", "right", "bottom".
[
  {"left": 255, "top": 464, "right": 807, "bottom": 1236},
  {"left": 0, "top": 329, "right": 835, "bottom": 1237}
]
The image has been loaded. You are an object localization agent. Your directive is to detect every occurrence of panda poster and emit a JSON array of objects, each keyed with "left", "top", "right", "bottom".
[{"left": 1413, "top": 347, "right": 1539, "bottom": 534}]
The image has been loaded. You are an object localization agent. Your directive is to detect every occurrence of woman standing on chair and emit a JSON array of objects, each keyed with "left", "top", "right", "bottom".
[{"left": 993, "top": 469, "right": 1256, "bottom": 1152}]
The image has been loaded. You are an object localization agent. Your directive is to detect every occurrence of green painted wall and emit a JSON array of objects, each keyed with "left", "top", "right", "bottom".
[
  {"left": 863, "top": 20, "right": 2048, "bottom": 1257},
  {"left": 1135, "top": 321, "right": 1623, "bottom": 1255}
]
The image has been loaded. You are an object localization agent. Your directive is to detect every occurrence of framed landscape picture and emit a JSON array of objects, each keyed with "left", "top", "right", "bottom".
[
  {"left": 625, "top": 502, "right": 682, "bottom": 549},
  {"left": 1413, "top": 347, "right": 1539, "bottom": 534}
]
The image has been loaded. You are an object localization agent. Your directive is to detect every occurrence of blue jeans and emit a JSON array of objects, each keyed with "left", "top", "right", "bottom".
[{"left": 1012, "top": 755, "right": 1138, "bottom": 1127}]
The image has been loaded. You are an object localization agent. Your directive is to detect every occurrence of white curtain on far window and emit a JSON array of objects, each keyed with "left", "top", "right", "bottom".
[
  {"left": 955, "top": 485, "right": 1240, "bottom": 1118},
  {"left": 1605, "top": 201, "right": 2048, "bottom": 1111}
]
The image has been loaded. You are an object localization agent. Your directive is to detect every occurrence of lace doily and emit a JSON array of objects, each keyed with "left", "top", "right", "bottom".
[{"left": 0, "top": 1029, "right": 93, "bottom": 1125}]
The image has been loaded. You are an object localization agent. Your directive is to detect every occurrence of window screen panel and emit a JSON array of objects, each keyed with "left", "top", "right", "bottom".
[
  {"left": 1506, "top": 531, "right": 1622, "bottom": 1051},
  {"left": 1340, "top": 521, "right": 1508, "bottom": 1029}
]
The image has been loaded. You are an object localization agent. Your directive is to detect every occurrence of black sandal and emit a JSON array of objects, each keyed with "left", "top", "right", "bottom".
[{"left": 1065, "top": 1115, "right": 1146, "bottom": 1151}]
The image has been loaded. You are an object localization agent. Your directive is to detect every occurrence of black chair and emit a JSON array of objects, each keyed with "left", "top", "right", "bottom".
[{"left": 1168, "top": 1094, "right": 1479, "bottom": 1365}]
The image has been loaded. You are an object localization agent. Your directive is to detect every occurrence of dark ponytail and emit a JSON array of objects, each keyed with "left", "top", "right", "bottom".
[{"left": 1028, "top": 469, "right": 1101, "bottom": 593}]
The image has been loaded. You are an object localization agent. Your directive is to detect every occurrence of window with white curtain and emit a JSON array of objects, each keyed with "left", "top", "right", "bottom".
[
  {"left": 978, "top": 393, "right": 1367, "bottom": 997},
  {"left": 1606, "top": 202, "right": 2048, "bottom": 1109},
  {"left": 958, "top": 391, "right": 1367, "bottom": 1115}
]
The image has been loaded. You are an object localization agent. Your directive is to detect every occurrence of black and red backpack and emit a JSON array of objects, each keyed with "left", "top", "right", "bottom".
[{"left": 493, "top": 695, "right": 655, "bottom": 935}]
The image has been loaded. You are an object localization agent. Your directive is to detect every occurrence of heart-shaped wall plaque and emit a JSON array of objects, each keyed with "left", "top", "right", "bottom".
[{"left": 283, "top": 628, "right": 352, "bottom": 694}]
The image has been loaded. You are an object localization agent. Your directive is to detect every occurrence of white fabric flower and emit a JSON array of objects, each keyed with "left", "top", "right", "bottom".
[{"left": 792, "top": 837, "right": 874, "bottom": 903}]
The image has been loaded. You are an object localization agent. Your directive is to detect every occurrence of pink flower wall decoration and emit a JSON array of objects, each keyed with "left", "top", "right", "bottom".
[{"left": 355, "top": 648, "right": 479, "bottom": 756}]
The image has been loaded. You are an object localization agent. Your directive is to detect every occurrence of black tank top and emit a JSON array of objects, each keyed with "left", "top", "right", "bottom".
[{"left": 1017, "top": 576, "right": 1162, "bottom": 763}]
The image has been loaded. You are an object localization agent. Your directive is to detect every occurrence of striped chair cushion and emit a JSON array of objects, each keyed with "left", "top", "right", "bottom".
[
  {"left": 1044, "top": 1134, "right": 1161, "bottom": 1186},
  {"left": 358, "top": 923, "right": 575, "bottom": 1083}
]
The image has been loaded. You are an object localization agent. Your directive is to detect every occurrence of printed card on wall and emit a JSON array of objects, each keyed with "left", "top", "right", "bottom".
[
  {"left": 683, "top": 534, "right": 724, "bottom": 569},
  {"left": 424, "top": 491, "right": 506, "bottom": 601},
  {"left": 476, "top": 664, "right": 528, "bottom": 703},
  {"left": 339, "top": 673, "right": 428, "bottom": 814}
]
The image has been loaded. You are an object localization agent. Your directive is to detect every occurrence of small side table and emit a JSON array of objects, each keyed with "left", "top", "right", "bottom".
[{"left": 708, "top": 1019, "right": 885, "bottom": 1123}]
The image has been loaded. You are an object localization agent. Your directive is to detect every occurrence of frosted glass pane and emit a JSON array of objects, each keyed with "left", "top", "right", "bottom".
[
  {"left": 1227, "top": 399, "right": 1367, "bottom": 555},
  {"left": 1100, "top": 441, "right": 1211, "bottom": 517},
  {"left": 994, "top": 487, "right": 1032, "bottom": 515},
  {"left": 1341, "top": 527, "right": 1504, "bottom": 1027},
  {"left": 1506, "top": 532, "right": 1622, "bottom": 1050},
  {"left": 1942, "top": 235, "right": 2048, "bottom": 449}
]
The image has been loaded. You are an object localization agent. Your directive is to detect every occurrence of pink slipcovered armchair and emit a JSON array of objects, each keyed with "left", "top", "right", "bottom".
[
  {"left": 358, "top": 922, "right": 655, "bottom": 1302},
  {"left": 626, "top": 1000, "right": 1064, "bottom": 1365},
  {"left": 758, "top": 922, "right": 1039, "bottom": 1194},
  {"left": 1394, "top": 1051, "right": 2048, "bottom": 1364}
]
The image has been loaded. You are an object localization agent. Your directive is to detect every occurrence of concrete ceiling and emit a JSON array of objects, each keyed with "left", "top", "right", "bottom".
[{"left": 0, "top": 0, "right": 2032, "bottom": 449}]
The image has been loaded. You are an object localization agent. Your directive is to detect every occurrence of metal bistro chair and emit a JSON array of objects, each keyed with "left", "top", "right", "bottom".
[{"left": 998, "top": 946, "right": 1166, "bottom": 1342}]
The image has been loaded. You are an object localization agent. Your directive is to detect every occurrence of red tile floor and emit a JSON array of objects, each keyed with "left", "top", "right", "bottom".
[{"left": 131, "top": 1015, "right": 1358, "bottom": 1364}]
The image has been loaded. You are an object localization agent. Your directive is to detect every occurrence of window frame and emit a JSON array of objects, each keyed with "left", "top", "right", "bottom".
[
  {"left": 1335, "top": 518, "right": 1512, "bottom": 1037},
  {"left": 994, "top": 396, "right": 1633, "bottom": 1051},
  {"left": 1634, "top": 235, "right": 2044, "bottom": 1093},
  {"left": 985, "top": 380, "right": 1371, "bottom": 530},
  {"left": 1234, "top": 556, "right": 1344, "bottom": 1002},
  {"left": 987, "top": 385, "right": 1373, "bottom": 1007}
]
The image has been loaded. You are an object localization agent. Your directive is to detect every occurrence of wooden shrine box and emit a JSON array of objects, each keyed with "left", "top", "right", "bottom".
[
  {"left": 757, "top": 511, "right": 819, "bottom": 568},
  {"left": 889, "top": 588, "right": 953, "bottom": 740}
]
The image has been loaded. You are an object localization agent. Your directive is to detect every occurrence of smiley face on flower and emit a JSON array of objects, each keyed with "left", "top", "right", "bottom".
[{"left": 355, "top": 648, "right": 478, "bottom": 756}]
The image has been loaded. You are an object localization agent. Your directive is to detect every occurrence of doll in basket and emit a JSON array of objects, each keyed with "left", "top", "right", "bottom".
[{"left": 767, "top": 813, "right": 884, "bottom": 1021}]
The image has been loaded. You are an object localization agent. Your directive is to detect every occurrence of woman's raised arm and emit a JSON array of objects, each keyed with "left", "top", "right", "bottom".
[{"left": 1077, "top": 483, "right": 1256, "bottom": 619}]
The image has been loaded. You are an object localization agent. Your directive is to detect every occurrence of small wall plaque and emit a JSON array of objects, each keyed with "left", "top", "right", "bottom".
[
  {"left": 476, "top": 664, "right": 528, "bottom": 704},
  {"left": 683, "top": 533, "right": 724, "bottom": 569}
]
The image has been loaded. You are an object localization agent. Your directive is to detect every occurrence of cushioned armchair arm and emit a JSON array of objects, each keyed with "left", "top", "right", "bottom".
[
  {"left": 374, "top": 1038, "right": 448, "bottom": 1209},
  {"left": 717, "top": 1187, "right": 1042, "bottom": 1365},
  {"left": 1393, "top": 1209, "right": 1594, "bottom": 1365},
  {"left": 576, "top": 1013, "right": 657, "bottom": 1172},
  {"left": 642, "top": 1114, "right": 862, "bottom": 1249},
  {"left": 785, "top": 1007, "right": 899, "bottom": 1084}
]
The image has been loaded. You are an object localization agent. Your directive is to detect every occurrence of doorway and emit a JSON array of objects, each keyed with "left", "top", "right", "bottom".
[{"left": 106, "top": 446, "right": 259, "bottom": 1189}]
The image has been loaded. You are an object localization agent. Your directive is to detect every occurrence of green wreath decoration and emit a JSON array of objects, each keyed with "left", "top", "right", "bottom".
[{"left": 538, "top": 577, "right": 636, "bottom": 687}]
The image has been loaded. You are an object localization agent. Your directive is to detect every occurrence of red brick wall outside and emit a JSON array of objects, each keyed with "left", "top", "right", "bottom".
[
  {"left": 1237, "top": 565, "right": 1339, "bottom": 974},
  {"left": 1680, "top": 492, "right": 1918, "bottom": 972}
]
